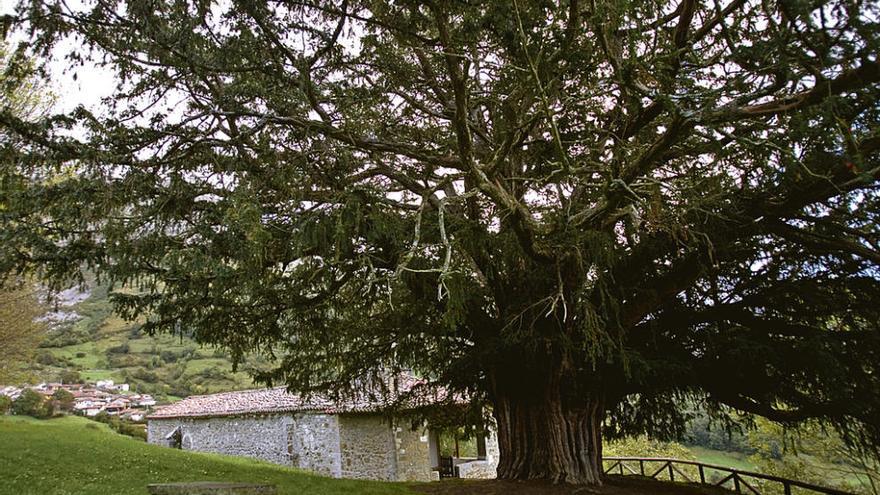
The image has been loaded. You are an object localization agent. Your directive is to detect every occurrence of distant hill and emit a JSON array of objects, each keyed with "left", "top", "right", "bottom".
[{"left": 28, "top": 283, "right": 266, "bottom": 401}]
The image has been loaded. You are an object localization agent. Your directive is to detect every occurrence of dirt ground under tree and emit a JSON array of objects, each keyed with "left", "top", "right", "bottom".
[{"left": 413, "top": 475, "right": 738, "bottom": 495}]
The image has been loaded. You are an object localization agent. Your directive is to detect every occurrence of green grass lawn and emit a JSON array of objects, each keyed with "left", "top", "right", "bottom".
[
  {"left": 79, "top": 369, "right": 119, "bottom": 382},
  {"left": 52, "top": 342, "right": 102, "bottom": 368},
  {"left": 0, "top": 415, "right": 415, "bottom": 495},
  {"left": 686, "top": 447, "right": 755, "bottom": 471}
]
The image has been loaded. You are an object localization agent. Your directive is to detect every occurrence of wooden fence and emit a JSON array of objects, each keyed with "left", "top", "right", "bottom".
[{"left": 602, "top": 457, "right": 854, "bottom": 495}]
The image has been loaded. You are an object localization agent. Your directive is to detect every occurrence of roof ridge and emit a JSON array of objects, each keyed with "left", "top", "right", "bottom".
[{"left": 147, "top": 373, "right": 446, "bottom": 420}]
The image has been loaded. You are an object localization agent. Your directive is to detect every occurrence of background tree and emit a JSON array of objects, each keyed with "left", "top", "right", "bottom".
[
  {"left": 58, "top": 370, "right": 83, "bottom": 385},
  {"left": 748, "top": 418, "right": 880, "bottom": 495},
  {"left": 0, "top": 41, "right": 49, "bottom": 384},
  {"left": 12, "top": 388, "right": 51, "bottom": 419},
  {"left": 2, "top": 0, "right": 880, "bottom": 485},
  {"left": 684, "top": 410, "right": 754, "bottom": 455},
  {"left": 0, "top": 41, "right": 46, "bottom": 122},
  {"left": 0, "top": 277, "right": 44, "bottom": 383},
  {"left": 50, "top": 388, "right": 74, "bottom": 413}
]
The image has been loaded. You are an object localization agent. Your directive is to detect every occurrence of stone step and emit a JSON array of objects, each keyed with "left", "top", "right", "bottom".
[{"left": 146, "top": 482, "right": 277, "bottom": 495}]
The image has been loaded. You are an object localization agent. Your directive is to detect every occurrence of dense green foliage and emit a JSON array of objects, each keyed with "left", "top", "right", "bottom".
[
  {"left": 609, "top": 422, "right": 876, "bottom": 493},
  {"left": 50, "top": 388, "right": 74, "bottom": 412},
  {"left": 90, "top": 411, "right": 146, "bottom": 441},
  {"left": 11, "top": 388, "right": 51, "bottom": 418},
  {"left": 746, "top": 419, "right": 880, "bottom": 495},
  {"left": 684, "top": 411, "right": 754, "bottom": 455},
  {"left": 0, "top": 415, "right": 415, "bottom": 495},
  {"left": 605, "top": 436, "right": 696, "bottom": 462},
  {"left": 0, "top": 278, "right": 44, "bottom": 383},
  {"left": 2, "top": 0, "right": 880, "bottom": 483},
  {"left": 0, "top": 44, "right": 50, "bottom": 384},
  {"left": 58, "top": 370, "right": 83, "bottom": 384}
]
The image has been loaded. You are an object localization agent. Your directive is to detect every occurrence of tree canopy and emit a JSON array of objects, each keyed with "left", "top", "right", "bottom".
[
  {"left": 1, "top": 0, "right": 879, "bottom": 484},
  {"left": 0, "top": 41, "right": 47, "bottom": 384},
  {"left": 0, "top": 276, "right": 44, "bottom": 383}
]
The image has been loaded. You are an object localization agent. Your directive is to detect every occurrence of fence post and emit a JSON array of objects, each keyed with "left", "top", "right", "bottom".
[{"left": 601, "top": 457, "right": 845, "bottom": 495}]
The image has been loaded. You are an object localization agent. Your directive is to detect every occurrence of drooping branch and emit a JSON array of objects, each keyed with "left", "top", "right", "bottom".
[{"left": 707, "top": 60, "right": 880, "bottom": 123}]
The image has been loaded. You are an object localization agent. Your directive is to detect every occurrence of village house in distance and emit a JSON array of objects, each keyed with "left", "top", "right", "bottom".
[
  {"left": 1, "top": 380, "right": 156, "bottom": 421},
  {"left": 146, "top": 376, "right": 499, "bottom": 482}
]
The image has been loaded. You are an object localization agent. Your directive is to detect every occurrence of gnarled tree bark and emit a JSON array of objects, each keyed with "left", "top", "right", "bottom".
[{"left": 491, "top": 371, "right": 604, "bottom": 484}]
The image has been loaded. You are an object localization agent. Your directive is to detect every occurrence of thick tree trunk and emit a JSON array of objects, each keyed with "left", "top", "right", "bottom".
[{"left": 492, "top": 386, "right": 604, "bottom": 484}]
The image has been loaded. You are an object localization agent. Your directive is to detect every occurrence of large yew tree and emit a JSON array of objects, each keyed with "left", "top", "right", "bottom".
[{"left": 2, "top": 0, "right": 880, "bottom": 484}]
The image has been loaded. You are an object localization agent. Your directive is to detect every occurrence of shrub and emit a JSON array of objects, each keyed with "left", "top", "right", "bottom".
[
  {"left": 91, "top": 412, "right": 146, "bottom": 441},
  {"left": 35, "top": 351, "right": 58, "bottom": 366},
  {"left": 182, "top": 346, "right": 197, "bottom": 359},
  {"left": 169, "top": 363, "right": 187, "bottom": 380},
  {"left": 604, "top": 435, "right": 696, "bottom": 460},
  {"left": 106, "top": 342, "right": 130, "bottom": 355},
  {"left": 51, "top": 389, "right": 75, "bottom": 412},
  {"left": 192, "top": 366, "right": 227, "bottom": 381},
  {"left": 59, "top": 370, "right": 83, "bottom": 384},
  {"left": 12, "top": 389, "right": 53, "bottom": 419},
  {"left": 39, "top": 324, "right": 92, "bottom": 347},
  {"left": 159, "top": 350, "right": 178, "bottom": 363},
  {"left": 107, "top": 354, "right": 140, "bottom": 368},
  {"left": 168, "top": 380, "right": 194, "bottom": 397},
  {"left": 117, "top": 421, "right": 147, "bottom": 441},
  {"left": 0, "top": 395, "right": 12, "bottom": 414},
  {"left": 75, "top": 352, "right": 87, "bottom": 358},
  {"left": 133, "top": 382, "right": 160, "bottom": 395},
  {"left": 130, "top": 367, "right": 159, "bottom": 383},
  {"left": 438, "top": 429, "right": 479, "bottom": 458},
  {"left": 683, "top": 411, "right": 754, "bottom": 454}
]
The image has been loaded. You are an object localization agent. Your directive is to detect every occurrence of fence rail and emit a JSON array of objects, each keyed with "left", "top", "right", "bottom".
[{"left": 602, "top": 457, "right": 854, "bottom": 495}]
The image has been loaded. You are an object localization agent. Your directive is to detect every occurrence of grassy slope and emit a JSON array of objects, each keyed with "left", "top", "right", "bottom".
[
  {"left": 0, "top": 415, "right": 414, "bottom": 495},
  {"left": 669, "top": 446, "right": 865, "bottom": 493},
  {"left": 4, "top": 415, "right": 858, "bottom": 495},
  {"left": 32, "top": 286, "right": 260, "bottom": 398},
  {"left": 687, "top": 447, "right": 755, "bottom": 471}
]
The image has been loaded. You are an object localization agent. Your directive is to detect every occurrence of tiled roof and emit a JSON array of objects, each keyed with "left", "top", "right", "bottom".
[{"left": 148, "top": 374, "right": 450, "bottom": 420}]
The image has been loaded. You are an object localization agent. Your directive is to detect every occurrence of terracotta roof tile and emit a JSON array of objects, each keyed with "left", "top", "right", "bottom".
[{"left": 148, "top": 374, "right": 450, "bottom": 420}]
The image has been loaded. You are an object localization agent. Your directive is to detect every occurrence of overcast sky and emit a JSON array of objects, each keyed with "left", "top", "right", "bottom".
[{"left": 2, "top": 0, "right": 116, "bottom": 114}]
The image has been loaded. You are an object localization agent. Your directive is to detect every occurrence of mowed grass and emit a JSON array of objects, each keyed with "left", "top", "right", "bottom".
[
  {"left": 0, "top": 416, "right": 416, "bottom": 495},
  {"left": 687, "top": 447, "right": 756, "bottom": 471}
]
